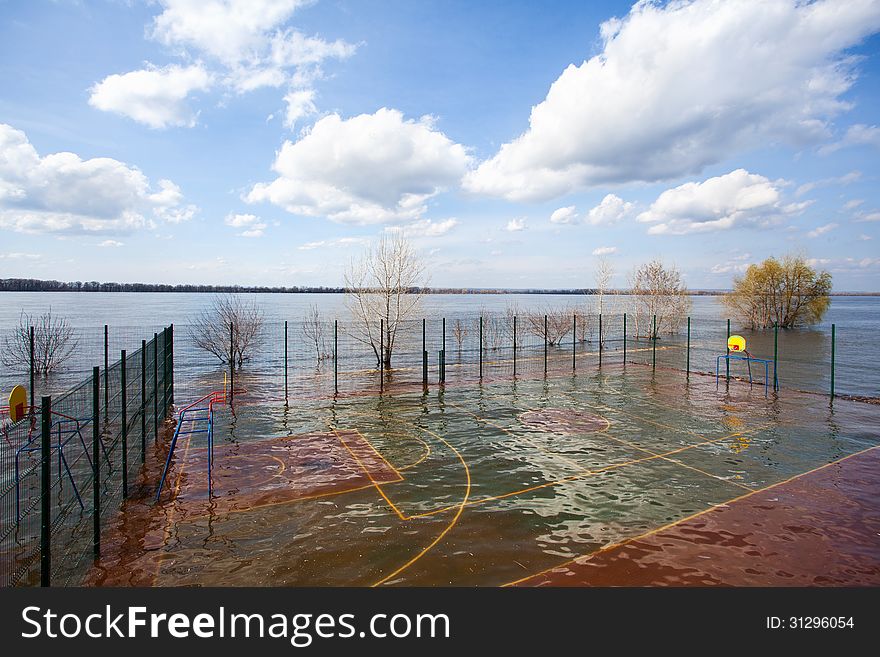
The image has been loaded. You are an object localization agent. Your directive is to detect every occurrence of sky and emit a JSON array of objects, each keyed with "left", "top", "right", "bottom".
[{"left": 1, "top": 0, "right": 879, "bottom": 291}]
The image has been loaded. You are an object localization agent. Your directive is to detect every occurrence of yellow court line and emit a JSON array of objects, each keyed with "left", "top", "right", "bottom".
[
  {"left": 398, "top": 435, "right": 432, "bottom": 471},
  {"left": 351, "top": 428, "right": 406, "bottom": 481},
  {"left": 502, "top": 443, "right": 880, "bottom": 587}
]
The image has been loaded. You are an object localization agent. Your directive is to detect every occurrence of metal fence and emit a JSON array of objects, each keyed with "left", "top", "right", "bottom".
[{"left": 1, "top": 326, "right": 173, "bottom": 587}]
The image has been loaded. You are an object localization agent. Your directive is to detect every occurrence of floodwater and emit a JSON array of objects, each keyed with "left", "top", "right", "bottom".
[{"left": 84, "top": 364, "right": 880, "bottom": 587}]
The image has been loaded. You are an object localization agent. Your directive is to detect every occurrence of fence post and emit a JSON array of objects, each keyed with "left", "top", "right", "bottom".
[
  {"left": 284, "top": 320, "right": 288, "bottom": 404},
  {"left": 686, "top": 316, "right": 691, "bottom": 377},
  {"left": 169, "top": 323, "right": 174, "bottom": 406},
  {"left": 121, "top": 350, "right": 128, "bottom": 499},
  {"left": 572, "top": 314, "right": 576, "bottom": 371},
  {"left": 598, "top": 313, "right": 603, "bottom": 367},
  {"left": 153, "top": 333, "right": 158, "bottom": 443},
  {"left": 141, "top": 339, "right": 146, "bottom": 462},
  {"left": 513, "top": 315, "right": 517, "bottom": 377},
  {"left": 623, "top": 313, "right": 627, "bottom": 365},
  {"left": 479, "top": 316, "right": 484, "bottom": 380},
  {"left": 379, "top": 318, "right": 384, "bottom": 392},
  {"left": 29, "top": 326, "right": 35, "bottom": 410},
  {"left": 830, "top": 323, "right": 836, "bottom": 402},
  {"left": 442, "top": 317, "right": 446, "bottom": 359},
  {"left": 726, "top": 318, "right": 731, "bottom": 380},
  {"left": 652, "top": 314, "right": 657, "bottom": 371},
  {"left": 422, "top": 318, "right": 428, "bottom": 387},
  {"left": 103, "top": 325, "right": 109, "bottom": 423},
  {"left": 773, "top": 321, "right": 779, "bottom": 391},
  {"left": 92, "top": 366, "right": 100, "bottom": 560},
  {"left": 40, "top": 395, "right": 51, "bottom": 587},
  {"left": 334, "top": 320, "right": 338, "bottom": 394},
  {"left": 543, "top": 314, "right": 548, "bottom": 374},
  {"left": 162, "top": 327, "right": 169, "bottom": 418},
  {"left": 229, "top": 323, "right": 234, "bottom": 402}
]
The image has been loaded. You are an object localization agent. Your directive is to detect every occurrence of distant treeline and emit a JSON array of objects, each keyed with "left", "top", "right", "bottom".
[{"left": 1, "top": 278, "right": 876, "bottom": 296}]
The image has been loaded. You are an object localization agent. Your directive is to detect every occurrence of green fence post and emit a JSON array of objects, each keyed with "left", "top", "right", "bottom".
[
  {"left": 652, "top": 314, "right": 657, "bottom": 371},
  {"left": 442, "top": 317, "right": 446, "bottom": 360},
  {"left": 141, "top": 339, "right": 146, "bottom": 462},
  {"left": 229, "top": 323, "right": 234, "bottom": 402},
  {"left": 623, "top": 313, "right": 627, "bottom": 365},
  {"left": 686, "top": 316, "right": 691, "bottom": 377},
  {"left": 513, "top": 315, "right": 517, "bottom": 377},
  {"left": 40, "top": 395, "right": 51, "bottom": 587},
  {"left": 726, "top": 318, "right": 731, "bottom": 380},
  {"left": 169, "top": 324, "right": 174, "bottom": 406},
  {"left": 92, "top": 366, "right": 100, "bottom": 560},
  {"left": 103, "top": 325, "right": 109, "bottom": 423},
  {"left": 284, "top": 320, "right": 288, "bottom": 404},
  {"left": 121, "top": 350, "right": 127, "bottom": 498},
  {"left": 162, "top": 327, "right": 168, "bottom": 419},
  {"left": 379, "top": 318, "right": 384, "bottom": 392},
  {"left": 29, "top": 326, "right": 35, "bottom": 410},
  {"left": 153, "top": 333, "right": 158, "bottom": 443},
  {"left": 572, "top": 314, "right": 576, "bottom": 371},
  {"left": 544, "top": 314, "right": 548, "bottom": 374},
  {"left": 334, "top": 320, "right": 338, "bottom": 394},
  {"left": 599, "top": 313, "right": 603, "bottom": 367},
  {"left": 830, "top": 323, "right": 836, "bottom": 402},
  {"left": 422, "top": 318, "right": 428, "bottom": 387},
  {"left": 479, "top": 316, "right": 484, "bottom": 380},
  {"left": 773, "top": 321, "right": 779, "bottom": 391}
]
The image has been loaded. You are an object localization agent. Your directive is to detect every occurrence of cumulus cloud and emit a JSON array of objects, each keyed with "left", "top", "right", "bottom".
[
  {"left": 549, "top": 205, "right": 578, "bottom": 224},
  {"left": 807, "top": 222, "right": 838, "bottom": 238},
  {"left": 225, "top": 212, "right": 267, "bottom": 237},
  {"left": 586, "top": 194, "right": 632, "bottom": 225},
  {"left": 637, "top": 169, "right": 801, "bottom": 235},
  {"left": 592, "top": 246, "right": 618, "bottom": 256},
  {"left": 463, "top": 0, "right": 880, "bottom": 201},
  {"left": 88, "top": 64, "right": 212, "bottom": 129},
  {"left": 385, "top": 218, "right": 459, "bottom": 238},
  {"left": 0, "top": 123, "right": 195, "bottom": 235},
  {"left": 505, "top": 218, "right": 526, "bottom": 232},
  {"left": 246, "top": 108, "right": 471, "bottom": 224}
]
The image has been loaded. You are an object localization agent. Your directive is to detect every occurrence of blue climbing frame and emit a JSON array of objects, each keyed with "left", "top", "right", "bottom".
[{"left": 716, "top": 353, "right": 773, "bottom": 396}]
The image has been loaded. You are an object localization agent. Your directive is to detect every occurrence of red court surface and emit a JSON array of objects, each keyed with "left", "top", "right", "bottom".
[{"left": 511, "top": 445, "right": 880, "bottom": 587}]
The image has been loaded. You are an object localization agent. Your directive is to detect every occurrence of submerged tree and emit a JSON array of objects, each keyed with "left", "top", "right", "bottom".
[
  {"left": 2, "top": 309, "right": 78, "bottom": 375},
  {"left": 628, "top": 260, "right": 691, "bottom": 339},
  {"left": 302, "top": 304, "right": 332, "bottom": 364},
  {"left": 723, "top": 255, "right": 831, "bottom": 329},
  {"left": 189, "top": 294, "right": 264, "bottom": 366},
  {"left": 344, "top": 234, "right": 427, "bottom": 368}
]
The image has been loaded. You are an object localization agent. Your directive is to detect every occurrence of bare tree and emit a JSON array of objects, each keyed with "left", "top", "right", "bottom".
[
  {"left": 344, "top": 234, "right": 427, "bottom": 368},
  {"left": 501, "top": 302, "right": 524, "bottom": 349},
  {"left": 525, "top": 308, "right": 572, "bottom": 346},
  {"left": 189, "top": 294, "right": 264, "bottom": 366},
  {"left": 574, "top": 306, "right": 595, "bottom": 343},
  {"left": 628, "top": 260, "right": 691, "bottom": 339},
  {"left": 480, "top": 308, "right": 504, "bottom": 351},
  {"left": 452, "top": 319, "right": 468, "bottom": 351},
  {"left": 595, "top": 258, "right": 614, "bottom": 346},
  {"left": 302, "top": 304, "right": 332, "bottom": 364},
  {"left": 2, "top": 309, "right": 77, "bottom": 375}
]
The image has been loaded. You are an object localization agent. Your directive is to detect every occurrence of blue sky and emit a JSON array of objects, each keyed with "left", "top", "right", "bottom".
[{"left": 1, "top": 0, "right": 879, "bottom": 290}]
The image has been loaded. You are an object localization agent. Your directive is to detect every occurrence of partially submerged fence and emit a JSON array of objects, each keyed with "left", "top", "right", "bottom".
[{"left": 1, "top": 326, "right": 173, "bottom": 587}]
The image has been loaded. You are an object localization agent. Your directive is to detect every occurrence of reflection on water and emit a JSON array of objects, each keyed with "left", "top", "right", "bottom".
[{"left": 86, "top": 364, "right": 880, "bottom": 587}]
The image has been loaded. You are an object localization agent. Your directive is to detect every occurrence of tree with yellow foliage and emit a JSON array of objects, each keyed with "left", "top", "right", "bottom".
[{"left": 723, "top": 255, "right": 831, "bottom": 329}]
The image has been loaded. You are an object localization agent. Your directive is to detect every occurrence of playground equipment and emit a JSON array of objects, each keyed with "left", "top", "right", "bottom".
[
  {"left": 716, "top": 334, "right": 772, "bottom": 396},
  {"left": 155, "top": 380, "right": 227, "bottom": 502}
]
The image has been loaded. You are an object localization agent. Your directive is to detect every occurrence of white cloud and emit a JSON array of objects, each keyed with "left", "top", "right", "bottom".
[
  {"left": 0, "top": 123, "right": 194, "bottom": 235},
  {"left": 246, "top": 108, "right": 471, "bottom": 224},
  {"left": 283, "top": 88, "right": 317, "bottom": 129},
  {"left": 796, "top": 170, "right": 861, "bottom": 196},
  {"left": 505, "top": 218, "right": 526, "bottom": 232},
  {"left": 844, "top": 199, "right": 864, "bottom": 210},
  {"left": 711, "top": 261, "right": 750, "bottom": 275},
  {"left": 637, "top": 169, "right": 800, "bottom": 235},
  {"left": 856, "top": 211, "right": 880, "bottom": 222},
  {"left": 858, "top": 234, "right": 872, "bottom": 241},
  {"left": 298, "top": 236, "right": 369, "bottom": 250},
  {"left": 99, "top": 240, "right": 124, "bottom": 248},
  {"left": 0, "top": 252, "right": 41, "bottom": 260},
  {"left": 592, "top": 246, "right": 618, "bottom": 256},
  {"left": 225, "top": 212, "right": 267, "bottom": 237},
  {"left": 385, "top": 218, "right": 459, "bottom": 238},
  {"left": 820, "top": 123, "right": 880, "bottom": 154},
  {"left": 88, "top": 64, "right": 212, "bottom": 129},
  {"left": 549, "top": 205, "right": 578, "bottom": 224},
  {"left": 586, "top": 194, "right": 633, "bottom": 225},
  {"left": 807, "top": 222, "right": 838, "bottom": 238},
  {"left": 464, "top": 0, "right": 880, "bottom": 201}
]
